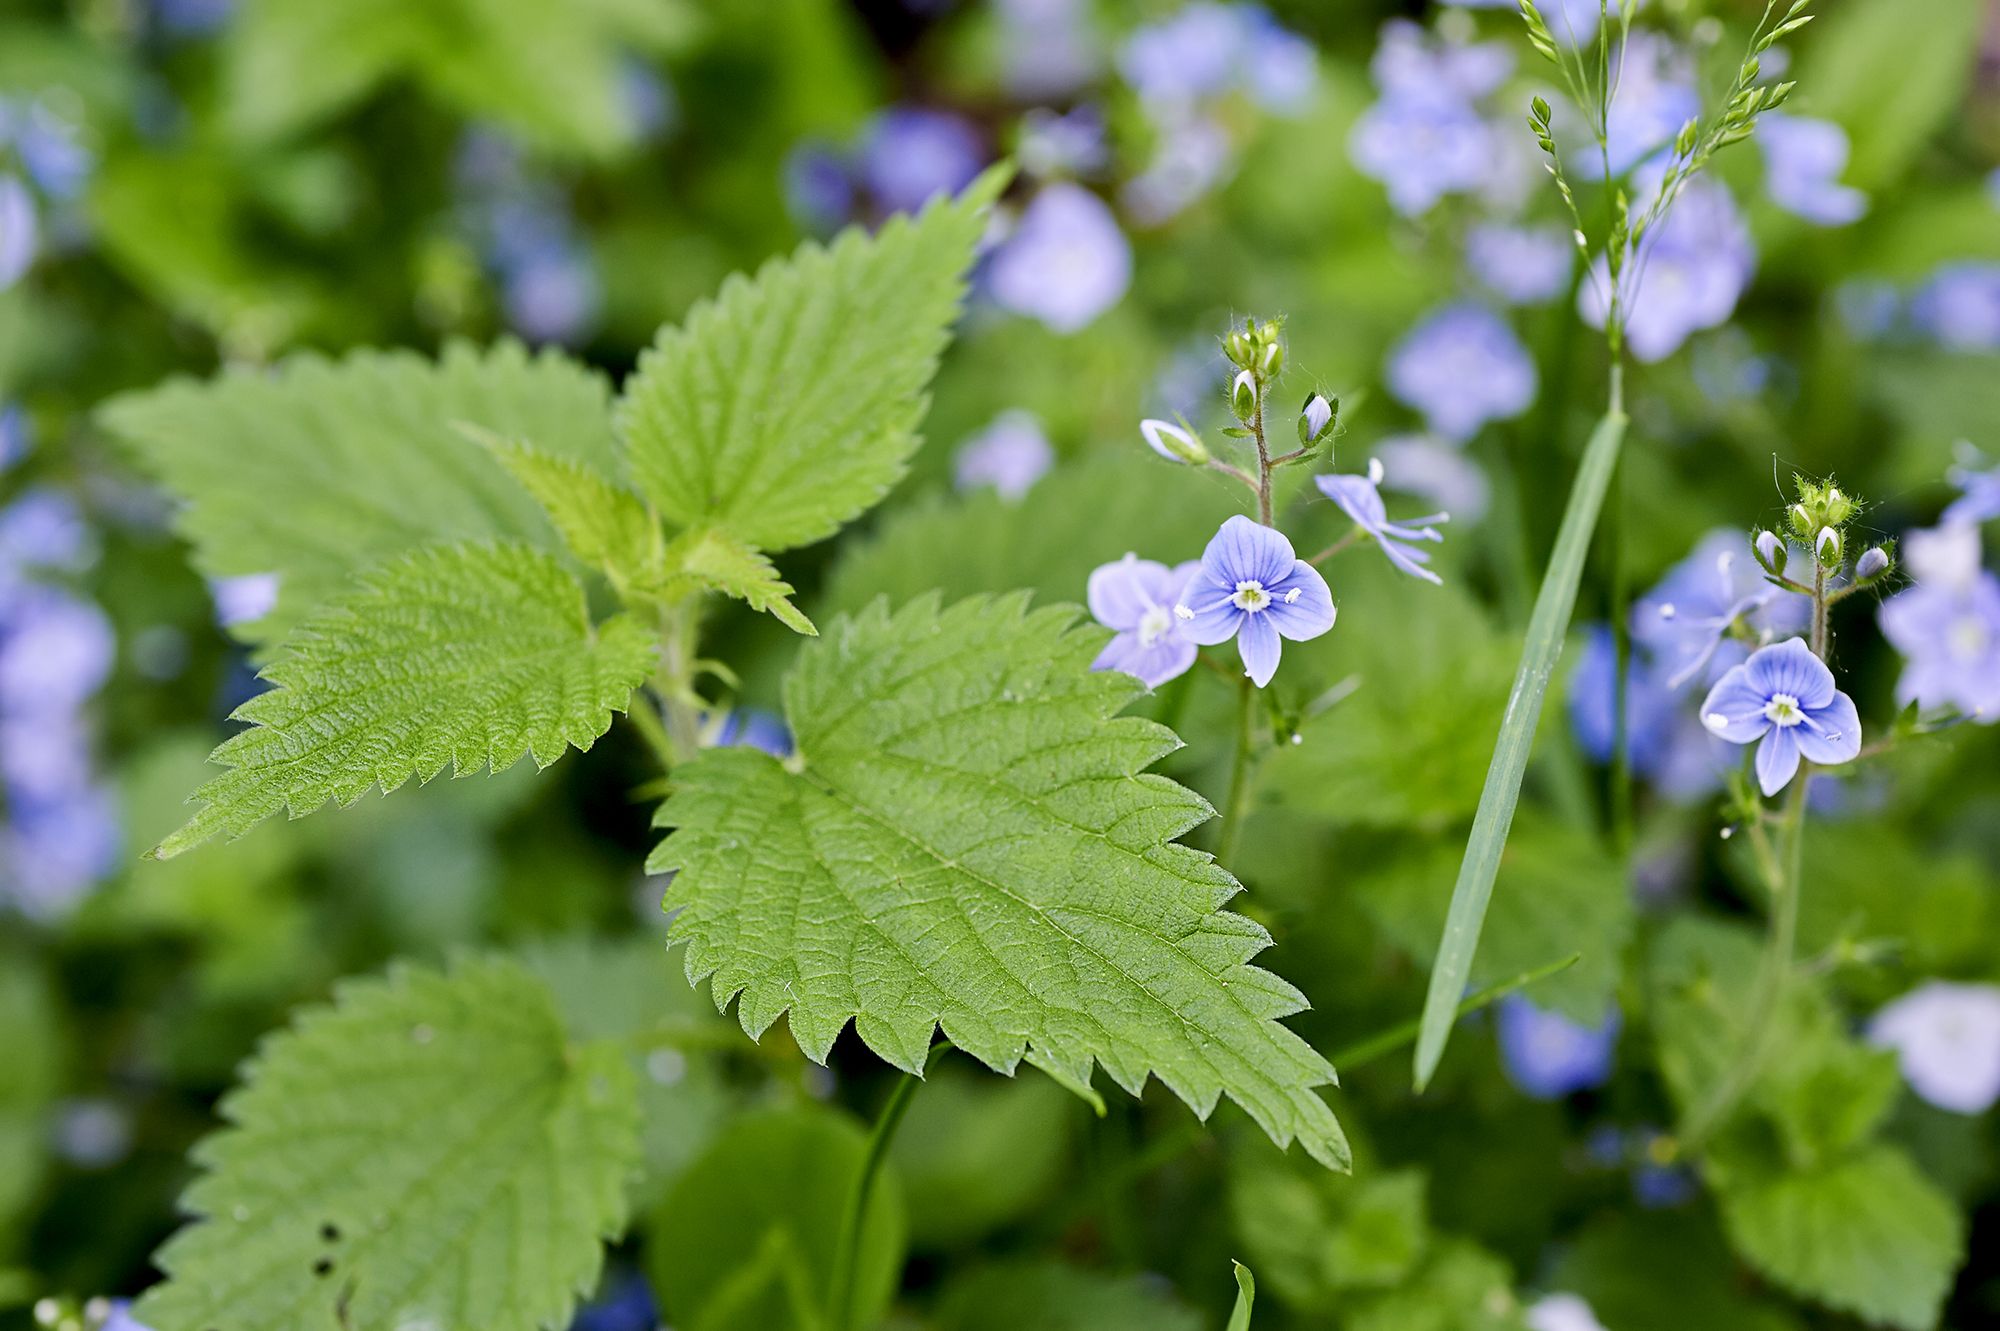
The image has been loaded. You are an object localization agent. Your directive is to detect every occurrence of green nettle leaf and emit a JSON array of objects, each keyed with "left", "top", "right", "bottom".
[
  {"left": 135, "top": 957, "right": 640, "bottom": 1331},
  {"left": 617, "top": 168, "right": 1007, "bottom": 553},
  {"left": 652, "top": 594, "right": 1348, "bottom": 1170},
  {"left": 156, "top": 543, "right": 656, "bottom": 858},
  {"left": 1717, "top": 1145, "right": 1964, "bottom": 1331},
  {"left": 101, "top": 340, "right": 619, "bottom": 646},
  {"left": 482, "top": 437, "right": 665, "bottom": 592},
  {"left": 663, "top": 527, "right": 817, "bottom": 635},
  {"left": 933, "top": 1261, "right": 1204, "bottom": 1331}
]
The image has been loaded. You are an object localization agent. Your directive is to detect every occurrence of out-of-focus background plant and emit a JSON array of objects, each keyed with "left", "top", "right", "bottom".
[{"left": 2, "top": 0, "right": 1998, "bottom": 1328}]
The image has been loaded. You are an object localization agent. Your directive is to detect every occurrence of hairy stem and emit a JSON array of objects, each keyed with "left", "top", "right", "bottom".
[
  {"left": 1216, "top": 676, "right": 1256, "bottom": 867},
  {"left": 1251, "top": 398, "right": 1273, "bottom": 527},
  {"left": 1680, "top": 564, "right": 1826, "bottom": 1149}
]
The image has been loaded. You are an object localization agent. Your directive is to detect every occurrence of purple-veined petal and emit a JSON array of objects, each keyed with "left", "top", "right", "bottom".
[
  {"left": 1093, "top": 629, "right": 1197, "bottom": 688},
  {"left": 1795, "top": 690, "right": 1861, "bottom": 765},
  {"left": 1238, "top": 610, "right": 1283, "bottom": 686},
  {"left": 1087, "top": 553, "right": 1167, "bottom": 631},
  {"left": 1177, "top": 583, "right": 1244, "bottom": 645},
  {"left": 1263, "top": 561, "right": 1337, "bottom": 639},
  {"left": 1756, "top": 725, "right": 1802, "bottom": 796},
  {"left": 1316, "top": 472, "right": 1387, "bottom": 529},
  {"left": 1698, "top": 661, "right": 1773, "bottom": 743},
  {"left": 1744, "top": 636, "right": 1835, "bottom": 710},
  {"left": 1201, "top": 514, "right": 1297, "bottom": 589}
]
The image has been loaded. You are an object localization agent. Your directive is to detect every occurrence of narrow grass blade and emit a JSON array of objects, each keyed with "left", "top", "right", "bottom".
[
  {"left": 1226, "top": 1261, "right": 1256, "bottom": 1331},
  {"left": 1413, "top": 406, "right": 1628, "bottom": 1090},
  {"left": 1334, "top": 952, "right": 1581, "bottom": 1071}
]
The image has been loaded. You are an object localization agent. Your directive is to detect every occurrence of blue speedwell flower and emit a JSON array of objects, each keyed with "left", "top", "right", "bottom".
[
  {"left": 1386, "top": 302, "right": 1537, "bottom": 442},
  {"left": 1315, "top": 460, "right": 1450, "bottom": 584},
  {"left": 953, "top": 410, "right": 1053, "bottom": 500},
  {"left": 1173, "top": 516, "right": 1335, "bottom": 687},
  {"left": 1699, "top": 637, "right": 1861, "bottom": 795},
  {"left": 1758, "top": 112, "right": 1866, "bottom": 226},
  {"left": 1088, "top": 553, "right": 1199, "bottom": 688},
  {"left": 986, "top": 183, "right": 1131, "bottom": 334},
  {"left": 1496, "top": 997, "right": 1619, "bottom": 1100}
]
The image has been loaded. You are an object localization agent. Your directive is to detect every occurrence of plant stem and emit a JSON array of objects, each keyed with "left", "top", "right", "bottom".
[
  {"left": 1679, "top": 564, "right": 1827, "bottom": 1149},
  {"left": 828, "top": 1046, "right": 942, "bottom": 1331},
  {"left": 1251, "top": 398, "right": 1273, "bottom": 526},
  {"left": 1307, "top": 527, "right": 1364, "bottom": 566},
  {"left": 1215, "top": 675, "right": 1256, "bottom": 866}
]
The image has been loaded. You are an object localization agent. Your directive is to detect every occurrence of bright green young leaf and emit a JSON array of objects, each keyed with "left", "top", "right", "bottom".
[
  {"left": 663, "top": 527, "right": 817, "bottom": 635},
  {"left": 646, "top": 1104, "right": 905, "bottom": 1331},
  {"left": 156, "top": 543, "right": 656, "bottom": 858},
  {"left": 135, "top": 957, "right": 640, "bottom": 1331},
  {"left": 101, "top": 339, "right": 618, "bottom": 646},
  {"left": 1717, "top": 1145, "right": 1964, "bottom": 1331},
  {"left": 616, "top": 168, "right": 1007, "bottom": 553},
  {"left": 652, "top": 594, "right": 1348, "bottom": 1170},
  {"left": 482, "top": 437, "right": 665, "bottom": 591},
  {"left": 933, "top": 1261, "right": 1203, "bottom": 1331}
]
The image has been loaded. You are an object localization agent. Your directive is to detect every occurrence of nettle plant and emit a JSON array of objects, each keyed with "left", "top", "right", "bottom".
[{"left": 101, "top": 168, "right": 1314, "bottom": 1328}]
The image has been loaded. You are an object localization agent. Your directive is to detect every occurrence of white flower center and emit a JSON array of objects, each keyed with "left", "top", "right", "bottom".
[
  {"left": 1138, "top": 605, "right": 1172, "bottom": 647},
  {"left": 1949, "top": 614, "right": 1989, "bottom": 661},
  {"left": 1763, "top": 692, "right": 1804, "bottom": 727},
  {"left": 1231, "top": 580, "right": 1270, "bottom": 612}
]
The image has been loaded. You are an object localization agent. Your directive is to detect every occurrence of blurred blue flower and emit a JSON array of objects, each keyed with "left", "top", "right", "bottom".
[
  {"left": 1879, "top": 567, "right": 2000, "bottom": 722},
  {"left": 1, "top": 709, "right": 94, "bottom": 802},
  {"left": 711, "top": 709, "right": 793, "bottom": 759},
  {"left": 0, "top": 585, "right": 115, "bottom": 714},
  {"left": 1632, "top": 529, "right": 1805, "bottom": 689},
  {"left": 1592, "top": 31, "right": 1698, "bottom": 178},
  {"left": 1314, "top": 460, "right": 1450, "bottom": 585},
  {"left": 1121, "top": 109, "right": 1233, "bottom": 225},
  {"left": 2, "top": 780, "right": 120, "bottom": 919},
  {"left": 1443, "top": 0, "right": 1608, "bottom": 46},
  {"left": 1833, "top": 279, "right": 1900, "bottom": 339},
  {"left": 1582, "top": 179, "right": 1754, "bottom": 363},
  {"left": 1173, "top": 515, "right": 1335, "bottom": 687},
  {"left": 209, "top": 572, "right": 280, "bottom": 629},
  {"left": 994, "top": 0, "right": 1100, "bottom": 100},
  {"left": 1018, "top": 106, "right": 1109, "bottom": 180},
  {"left": 620, "top": 60, "right": 677, "bottom": 141},
  {"left": 0, "top": 489, "right": 93, "bottom": 571},
  {"left": 0, "top": 173, "right": 37, "bottom": 289},
  {"left": 570, "top": 1272, "right": 658, "bottom": 1331},
  {"left": 1909, "top": 261, "right": 2000, "bottom": 352},
  {"left": 1496, "top": 997, "right": 1618, "bottom": 1099},
  {"left": 1567, "top": 623, "right": 1677, "bottom": 770},
  {"left": 954, "top": 410, "right": 1054, "bottom": 500},
  {"left": 1699, "top": 637, "right": 1862, "bottom": 795},
  {"left": 1946, "top": 459, "right": 2000, "bottom": 525},
  {"left": 1372, "top": 435, "right": 1491, "bottom": 524},
  {"left": 1467, "top": 222, "right": 1573, "bottom": 306},
  {"left": 859, "top": 108, "right": 986, "bottom": 215},
  {"left": 986, "top": 183, "right": 1131, "bottom": 334},
  {"left": 1386, "top": 302, "right": 1537, "bottom": 442},
  {"left": 783, "top": 142, "right": 855, "bottom": 234},
  {"left": 1348, "top": 22, "right": 1514, "bottom": 217},
  {"left": 1368, "top": 19, "right": 1511, "bottom": 105},
  {"left": 152, "top": 0, "right": 234, "bottom": 37},
  {"left": 1869, "top": 981, "right": 2000, "bottom": 1115},
  {"left": 11, "top": 103, "right": 93, "bottom": 201},
  {"left": 1757, "top": 113, "right": 1866, "bottom": 226},
  {"left": 0, "top": 402, "right": 27, "bottom": 471},
  {"left": 503, "top": 248, "right": 602, "bottom": 347},
  {"left": 1240, "top": 8, "right": 1319, "bottom": 115},
  {"left": 1525, "top": 1293, "right": 1610, "bottom": 1331},
  {"left": 1088, "top": 553, "right": 1199, "bottom": 688},
  {"left": 455, "top": 134, "right": 602, "bottom": 345},
  {"left": 1120, "top": 3, "right": 1257, "bottom": 108}
]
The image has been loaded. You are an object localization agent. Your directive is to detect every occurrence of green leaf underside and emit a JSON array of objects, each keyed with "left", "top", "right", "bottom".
[
  {"left": 157, "top": 543, "right": 655, "bottom": 858},
  {"left": 101, "top": 339, "right": 618, "bottom": 646},
  {"left": 135, "top": 958, "right": 639, "bottom": 1331},
  {"left": 1719, "top": 1145, "right": 1964, "bottom": 1331},
  {"left": 652, "top": 594, "right": 1348, "bottom": 1170},
  {"left": 616, "top": 167, "right": 1007, "bottom": 553}
]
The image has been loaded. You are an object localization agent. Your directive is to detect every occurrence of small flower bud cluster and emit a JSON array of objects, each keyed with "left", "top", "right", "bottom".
[
  {"left": 1224, "top": 316, "right": 1285, "bottom": 382},
  {"left": 1784, "top": 476, "right": 1861, "bottom": 572}
]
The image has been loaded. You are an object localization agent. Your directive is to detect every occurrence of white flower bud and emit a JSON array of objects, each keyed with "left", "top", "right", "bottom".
[
  {"left": 1816, "top": 525, "right": 1842, "bottom": 565},
  {"left": 1298, "top": 393, "right": 1333, "bottom": 445},
  {"left": 1140, "top": 417, "right": 1207, "bottom": 465},
  {"left": 1367, "top": 456, "right": 1385, "bottom": 486},
  {"left": 1753, "top": 529, "right": 1787, "bottom": 576},
  {"left": 1230, "top": 369, "right": 1257, "bottom": 420},
  {"left": 1855, "top": 546, "right": 1890, "bottom": 580}
]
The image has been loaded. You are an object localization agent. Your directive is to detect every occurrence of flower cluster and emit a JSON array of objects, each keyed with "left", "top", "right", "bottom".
[
  {"left": 1879, "top": 461, "right": 2000, "bottom": 721},
  {"left": 1349, "top": 19, "right": 1526, "bottom": 218},
  {"left": 1086, "top": 320, "right": 1454, "bottom": 692},
  {"left": 0, "top": 421, "right": 119, "bottom": 918}
]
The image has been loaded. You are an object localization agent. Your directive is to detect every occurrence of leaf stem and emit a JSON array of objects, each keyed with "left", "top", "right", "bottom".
[{"left": 829, "top": 1045, "right": 943, "bottom": 1331}]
